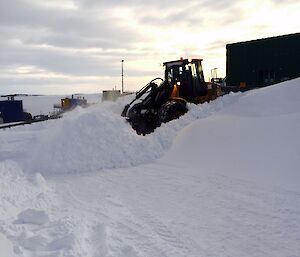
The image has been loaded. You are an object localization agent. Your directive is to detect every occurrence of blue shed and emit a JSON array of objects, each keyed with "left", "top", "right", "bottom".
[{"left": 0, "top": 100, "right": 24, "bottom": 123}]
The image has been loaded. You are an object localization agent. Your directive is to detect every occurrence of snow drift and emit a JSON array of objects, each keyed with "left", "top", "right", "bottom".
[
  {"left": 164, "top": 78, "right": 300, "bottom": 191},
  {"left": 8, "top": 91, "right": 239, "bottom": 175},
  {"left": 9, "top": 78, "right": 299, "bottom": 183},
  {"left": 0, "top": 78, "right": 300, "bottom": 257}
]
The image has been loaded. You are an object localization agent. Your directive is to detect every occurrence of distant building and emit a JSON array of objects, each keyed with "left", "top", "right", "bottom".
[
  {"left": 226, "top": 33, "right": 300, "bottom": 88},
  {"left": 102, "top": 90, "right": 121, "bottom": 102}
]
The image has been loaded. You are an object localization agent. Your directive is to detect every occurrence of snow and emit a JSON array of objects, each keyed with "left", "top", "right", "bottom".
[
  {"left": 0, "top": 233, "right": 15, "bottom": 257},
  {"left": 0, "top": 78, "right": 300, "bottom": 257},
  {"left": 15, "top": 209, "right": 50, "bottom": 225},
  {"left": 163, "top": 79, "right": 300, "bottom": 191}
]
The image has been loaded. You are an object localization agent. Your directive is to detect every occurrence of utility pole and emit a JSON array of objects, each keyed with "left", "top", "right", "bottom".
[{"left": 121, "top": 59, "right": 124, "bottom": 94}]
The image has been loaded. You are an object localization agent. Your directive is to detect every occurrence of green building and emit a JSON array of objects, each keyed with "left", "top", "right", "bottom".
[{"left": 226, "top": 33, "right": 300, "bottom": 88}]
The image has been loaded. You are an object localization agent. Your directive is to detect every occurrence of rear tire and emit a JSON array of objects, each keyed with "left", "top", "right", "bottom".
[{"left": 158, "top": 100, "right": 187, "bottom": 123}]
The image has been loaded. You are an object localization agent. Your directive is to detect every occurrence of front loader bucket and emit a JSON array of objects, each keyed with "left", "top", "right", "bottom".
[{"left": 121, "top": 104, "right": 130, "bottom": 117}]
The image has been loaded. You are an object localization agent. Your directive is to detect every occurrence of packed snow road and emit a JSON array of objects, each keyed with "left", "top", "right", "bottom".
[
  {"left": 51, "top": 162, "right": 300, "bottom": 257},
  {"left": 0, "top": 78, "right": 300, "bottom": 257}
]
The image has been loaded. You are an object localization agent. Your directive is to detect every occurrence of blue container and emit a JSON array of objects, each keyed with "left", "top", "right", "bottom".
[{"left": 0, "top": 100, "right": 24, "bottom": 123}]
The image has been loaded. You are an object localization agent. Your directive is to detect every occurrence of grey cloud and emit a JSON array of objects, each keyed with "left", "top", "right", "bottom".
[
  {"left": 0, "top": 77, "right": 70, "bottom": 87},
  {"left": 3, "top": 0, "right": 295, "bottom": 93},
  {"left": 0, "top": 76, "right": 103, "bottom": 95},
  {"left": 204, "top": 40, "right": 231, "bottom": 51},
  {"left": 0, "top": 0, "right": 142, "bottom": 47},
  {"left": 270, "top": 0, "right": 300, "bottom": 4},
  {"left": 22, "top": 32, "right": 136, "bottom": 50},
  {"left": 0, "top": 37, "right": 158, "bottom": 79},
  {"left": 199, "top": 0, "right": 239, "bottom": 10},
  {"left": 0, "top": 43, "right": 117, "bottom": 76},
  {"left": 137, "top": 0, "right": 242, "bottom": 28},
  {"left": 74, "top": 0, "right": 183, "bottom": 9},
  {"left": 99, "top": 0, "right": 232, "bottom": 9},
  {"left": 139, "top": 9, "right": 204, "bottom": 27},
  {"left": 0, "top": 0, "right": 150, "bottom": 88}
]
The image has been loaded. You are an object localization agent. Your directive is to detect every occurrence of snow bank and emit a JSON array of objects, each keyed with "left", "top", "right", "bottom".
[
  {"left": 163, "top": 78, "right": 300, "bottom": 191},
  {"left": 221, "top": 78, "right": 300, "bottom": 117},
  {"left": 18, "top": 92, "right": 239, "bottom": 175},
  {"left": 2, "top": 78, "right": 300, "bottom": 182}
]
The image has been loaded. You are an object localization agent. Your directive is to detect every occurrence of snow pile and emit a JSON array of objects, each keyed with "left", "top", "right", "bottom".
[
  {"left": 4, "top": 78, "right": 300, "bottom": 179},
  {"left": 221, "top": 78, "right": 300, "bottom": 117},
  {"left": 16, "top": 92, "right": 239, "bottom": 175},
  {"left": 164, "top": 78, "right": 300, "bottom": 191}
]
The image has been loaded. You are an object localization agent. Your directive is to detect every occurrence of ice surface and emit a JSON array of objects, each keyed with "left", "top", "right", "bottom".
[{"left": 0, "top": 78, "right": 300, "bottom": 257}]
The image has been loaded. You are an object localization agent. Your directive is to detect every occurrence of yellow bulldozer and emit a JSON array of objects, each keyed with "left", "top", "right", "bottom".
[{"left": 121, "top": 58, "right": 221, "bottom": 135}]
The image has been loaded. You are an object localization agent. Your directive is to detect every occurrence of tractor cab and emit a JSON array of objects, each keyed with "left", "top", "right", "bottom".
[{"left": 164, "top": 58, "right": 208, "bottom": 102}]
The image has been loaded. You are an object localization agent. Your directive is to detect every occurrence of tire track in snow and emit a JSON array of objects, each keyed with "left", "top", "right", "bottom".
[{"left": 51, "top": 173, "right": 200, "bottom": 257}]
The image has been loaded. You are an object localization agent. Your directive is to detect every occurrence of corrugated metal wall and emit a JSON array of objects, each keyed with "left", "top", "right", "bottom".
[{"left": 226, "top": 33, "right": 300, "bottom": 88}]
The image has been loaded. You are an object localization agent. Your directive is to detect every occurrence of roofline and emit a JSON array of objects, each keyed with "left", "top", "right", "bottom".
[
  {"left": 226, "top": 32, "right": 300, "bottom": 47},
  {"left": 163, "top": 58, "right": 203, "bottom": 66}
]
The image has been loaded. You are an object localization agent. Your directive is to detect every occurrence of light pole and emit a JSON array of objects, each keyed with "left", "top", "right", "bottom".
[{"left": 121, "top": 59, "right": 124, "bottom": 94}]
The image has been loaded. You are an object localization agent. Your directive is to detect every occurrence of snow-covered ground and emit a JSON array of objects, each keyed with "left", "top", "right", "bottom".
[{"left": 0, "top": 78, "right": 300, "bottom": 257}]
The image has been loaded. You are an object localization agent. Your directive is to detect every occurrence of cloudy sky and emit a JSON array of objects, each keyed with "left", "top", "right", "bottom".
[{"left": 0, "top": 0, "right": 299, "bottom": 94}]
